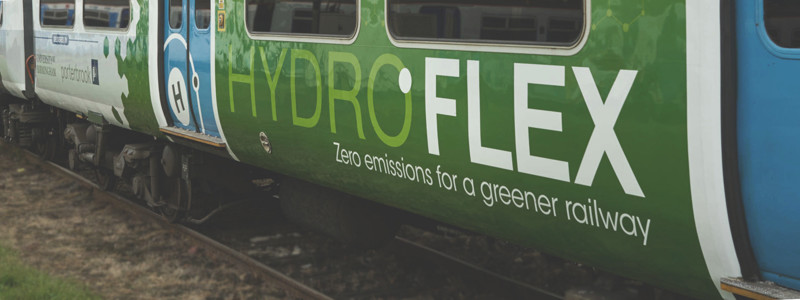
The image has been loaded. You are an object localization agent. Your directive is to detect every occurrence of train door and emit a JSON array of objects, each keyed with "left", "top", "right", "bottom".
[
  {"left": 736, "top": 0, "right": 800, "bottom": 290},
  {"left": 162, "top": 0, "right": 220, "bottom": 138},
  {"left": 0, "top": 0, "right": 35, "bottom": 99}
]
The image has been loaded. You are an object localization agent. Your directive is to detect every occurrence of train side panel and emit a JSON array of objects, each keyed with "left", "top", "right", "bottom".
[
  {"left": 214, "top": 0, "right": 729, "bottom": 298},
  {"left": 8, "top": 0, "right": 750, "bottom": 298},
  {"left": 0, "top": 0, "right": 31, "bottom": 98},
  {"left": 33, "top": 0, "right": 160, "bottom": 135}
]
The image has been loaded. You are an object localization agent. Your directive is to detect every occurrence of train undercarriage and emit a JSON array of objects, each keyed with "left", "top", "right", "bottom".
[{"left": 0, "top": 95, "right": 403, "bottom": 249}]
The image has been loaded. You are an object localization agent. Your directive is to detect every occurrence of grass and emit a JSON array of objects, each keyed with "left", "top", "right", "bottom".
[{"left": 0, "top": 244, "right": 100, "bottom": 300}]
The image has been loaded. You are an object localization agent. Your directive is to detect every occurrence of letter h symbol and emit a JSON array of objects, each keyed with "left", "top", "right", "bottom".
[{"left": 172, "top": 83, "right": 185, "bottom": 113}]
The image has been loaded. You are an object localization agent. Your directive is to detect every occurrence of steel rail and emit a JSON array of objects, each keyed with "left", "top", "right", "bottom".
[
  {"left": 16, "top": 146, "right": 564, "bottom": 299},
  {"left": 17, "top": 149, "right": 332, "bottom": 300},
  {"left": 391, "top": 236, "right": 564, "bottom": 300}
]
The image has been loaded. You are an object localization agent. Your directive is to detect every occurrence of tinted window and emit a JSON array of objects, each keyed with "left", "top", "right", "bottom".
[
  {"left": 41, "top": 0, "right": 76, "bottom": 27},
  {"left": 764, "top": 0, "right": 800, "bottom": 48},
  {"left": 170, "top": 0, "right": 182, "bottom": 29},
  {"left": 387, "top": 0, "right": 583, "bottom": 45},
  {"left": 84, "top": 0, "right": 130, "bottom": 29},
  {"left": 246, "top": 0, "right": 357, "bottom": 36},
  {"left": 196, "top": 0, "right": 211, "bottom": 29}
]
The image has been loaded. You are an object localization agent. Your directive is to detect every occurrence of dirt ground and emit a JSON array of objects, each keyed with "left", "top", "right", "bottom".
[{"left": 0, "top": 147, "right": 288, "bottom": 300}]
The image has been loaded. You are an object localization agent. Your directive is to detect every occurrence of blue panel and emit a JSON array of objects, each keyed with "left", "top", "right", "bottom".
[
  {"left": 736, "top": 0, "right": 800, "bottom": 290},
  {"left": 162, "top": 0, "right": 219, "bottom": 137},
  {"left": 67, "top": 9, "right": 74, "bottom": 26},
  {"left": 109, "top": 12, "right": 119, "bottom": 28},
  {"left": 163, "top": 0, "right": 197, "bottom": 132},
  {"left": 188, "top": 0, "right": 220, "bottom": 137}
]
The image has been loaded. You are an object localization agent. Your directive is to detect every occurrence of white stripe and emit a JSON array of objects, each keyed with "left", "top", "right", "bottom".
[
  {"left": 149, "top": 0, "right": 167, "bottom": 128},
  {"left": 210, "top": 1, "right": 238, "bottom": 161},
  {"left": 687, "top": 2, "right": 741, "bottom": 299},
  {"left": 163, "top": 33, "right": 187, "bottom": 50},
  {"left": 188, "top": 53, "right": 205, "bottom": 133}
]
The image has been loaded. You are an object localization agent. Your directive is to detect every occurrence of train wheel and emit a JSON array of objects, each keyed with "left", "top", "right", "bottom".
[
  {"left": 31, "top": 127, "right": 57, "bottom": 161},
  {"left": 95, "top": 168, "right": 116, "bottom": 191},
  {"left": 159, "top": 176, "right": 186, "bottom": 222}
]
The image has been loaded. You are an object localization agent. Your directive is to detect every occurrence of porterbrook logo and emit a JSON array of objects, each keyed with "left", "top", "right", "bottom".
[{"left": 61, "top": 64, "right": 93, "bottom": 84}]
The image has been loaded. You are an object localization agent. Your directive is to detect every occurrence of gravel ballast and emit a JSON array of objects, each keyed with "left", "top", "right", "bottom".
[{"left": 0, "top": 146, "right": 288, "bottom": 299}]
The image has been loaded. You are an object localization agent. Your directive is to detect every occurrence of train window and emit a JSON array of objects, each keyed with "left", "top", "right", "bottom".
[
  {"left": 245, "top": 0, "right": 358, "bottom": 37},
  {"left": 169, "top": 0, "right": 183, "bottom": 29},
  {"left": 84, "top": 0, "right": 131, "bottom": 30},
  {"left": 41, "top": 0, "right": 76, "bottom": 27},
  {"left": 387, "top": 0, "right": 584, "bottom": 46},
  {"left": 764, "top": 0, "right": 800, "bottom": 48},
  {"left": 195, "top": 0, "right": 211, "bottom": 29}
]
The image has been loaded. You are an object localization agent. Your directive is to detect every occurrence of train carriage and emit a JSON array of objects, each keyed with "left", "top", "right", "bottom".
[{"left": 0, "top": 0, "right": 798, "bottom": 299}]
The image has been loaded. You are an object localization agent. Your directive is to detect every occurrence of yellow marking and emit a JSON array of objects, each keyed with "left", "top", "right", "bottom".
[
  {"left": 217, "top": 11, "right": 226, "bottom": 32},
  {"left": 721, "top": 283, "right": 777, "bottom": 300},
  {"left": 159, "top": 128, "right": 226, "bottom": 148}
]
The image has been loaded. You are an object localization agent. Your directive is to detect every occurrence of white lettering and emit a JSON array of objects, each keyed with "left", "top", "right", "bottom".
[
  {"left": 425, "top": 58, "right": 459, "bottom": 156},
  {"left": 334, "top": 142, "right": 342, "bottom": 163},
  {"left": 467, "top": 60, "right": 513, "bottom": 170},
  {"left": 597, "top": 208, "right": 619, "bottom": 231},
  {"left": 573, "top": 67, "right": 644, "bottom": 197},
  {"left": 514, "top": 63, "right": 570, "bottom": 182},
  {"left": 637, "top": 217, "right": 651, "bottom": 246},
  {"left": 620, "top": 213, "right": 637, "bottom": 236}
]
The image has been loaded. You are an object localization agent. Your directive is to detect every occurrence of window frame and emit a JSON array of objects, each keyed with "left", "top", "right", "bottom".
[
  {"left": 194, "top": 0, "right": 212, "bottom": 31},
  {"left": 384, "top": 0, "right": 591, "bottom": 56},
  {"left": 82, "top": 0, "right": 132, "bottom": 32},
  {"left": 243, "top": 0, "right": 361, "bottom": 45},
  {"left": 758, "top": 0, "right": 800, "bottom": 58},
  {"left": 168, "top": 0, "right": 183, "bottom": 30},
  {"left": 39, "top": 0, "right": 78, "bottom": 29}
]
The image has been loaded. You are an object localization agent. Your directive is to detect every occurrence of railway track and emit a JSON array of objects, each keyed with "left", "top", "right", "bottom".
[
  {"left": 24, "top": 151, "right": 331, "bottom": 300},
  {"left": 15, "top": 146, "right": 566, "bottom": 299}
]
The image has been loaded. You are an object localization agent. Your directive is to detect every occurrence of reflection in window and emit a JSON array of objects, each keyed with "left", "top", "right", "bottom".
[
  {"left": 246, "top": 0, "right": 357, "bottom": 36},
  {"left": 170, "top": 0, "right": 183, "bottom": 29},
  {"left": 196, "top": 0, "right": 211, "bottom": 29},
  {"left": 387, "top": 0, "right": 583, "bottom": 45},
  {"left": 41, "top": 0, "right": 76, "bottom": 27},
  {"left": 765, "top": 0, "right": 800, "bottom": 48},
  {"left": 1, "top": 2, "right": 4, "bottom": 27},
  {"left": 84, "top": 0, "right": 130, "bottom": 29}
]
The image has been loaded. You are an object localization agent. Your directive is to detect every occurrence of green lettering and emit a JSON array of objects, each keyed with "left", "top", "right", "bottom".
[
  {"left": 258, "top": 47, "right": 287, "bottom": 121},
  {"left": 228, "top": 45, "right": 256, "bottom": 116},
  {"left": 291, "top": 49, "right": 322, "bottom": 128},
  {"left": 328, "top": 52, "right": 365, "bottom": 139},
  {"left": 368, "top": 54, "right": 411, "bottom": 147}
]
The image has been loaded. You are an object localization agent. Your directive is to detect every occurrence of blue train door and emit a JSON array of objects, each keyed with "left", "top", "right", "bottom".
[
  {"left": 737, "top": 0, "right": 800, "bottom": 290},
  {"left": 163, "top": 0, "right": 220, "bottom": 138}
]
